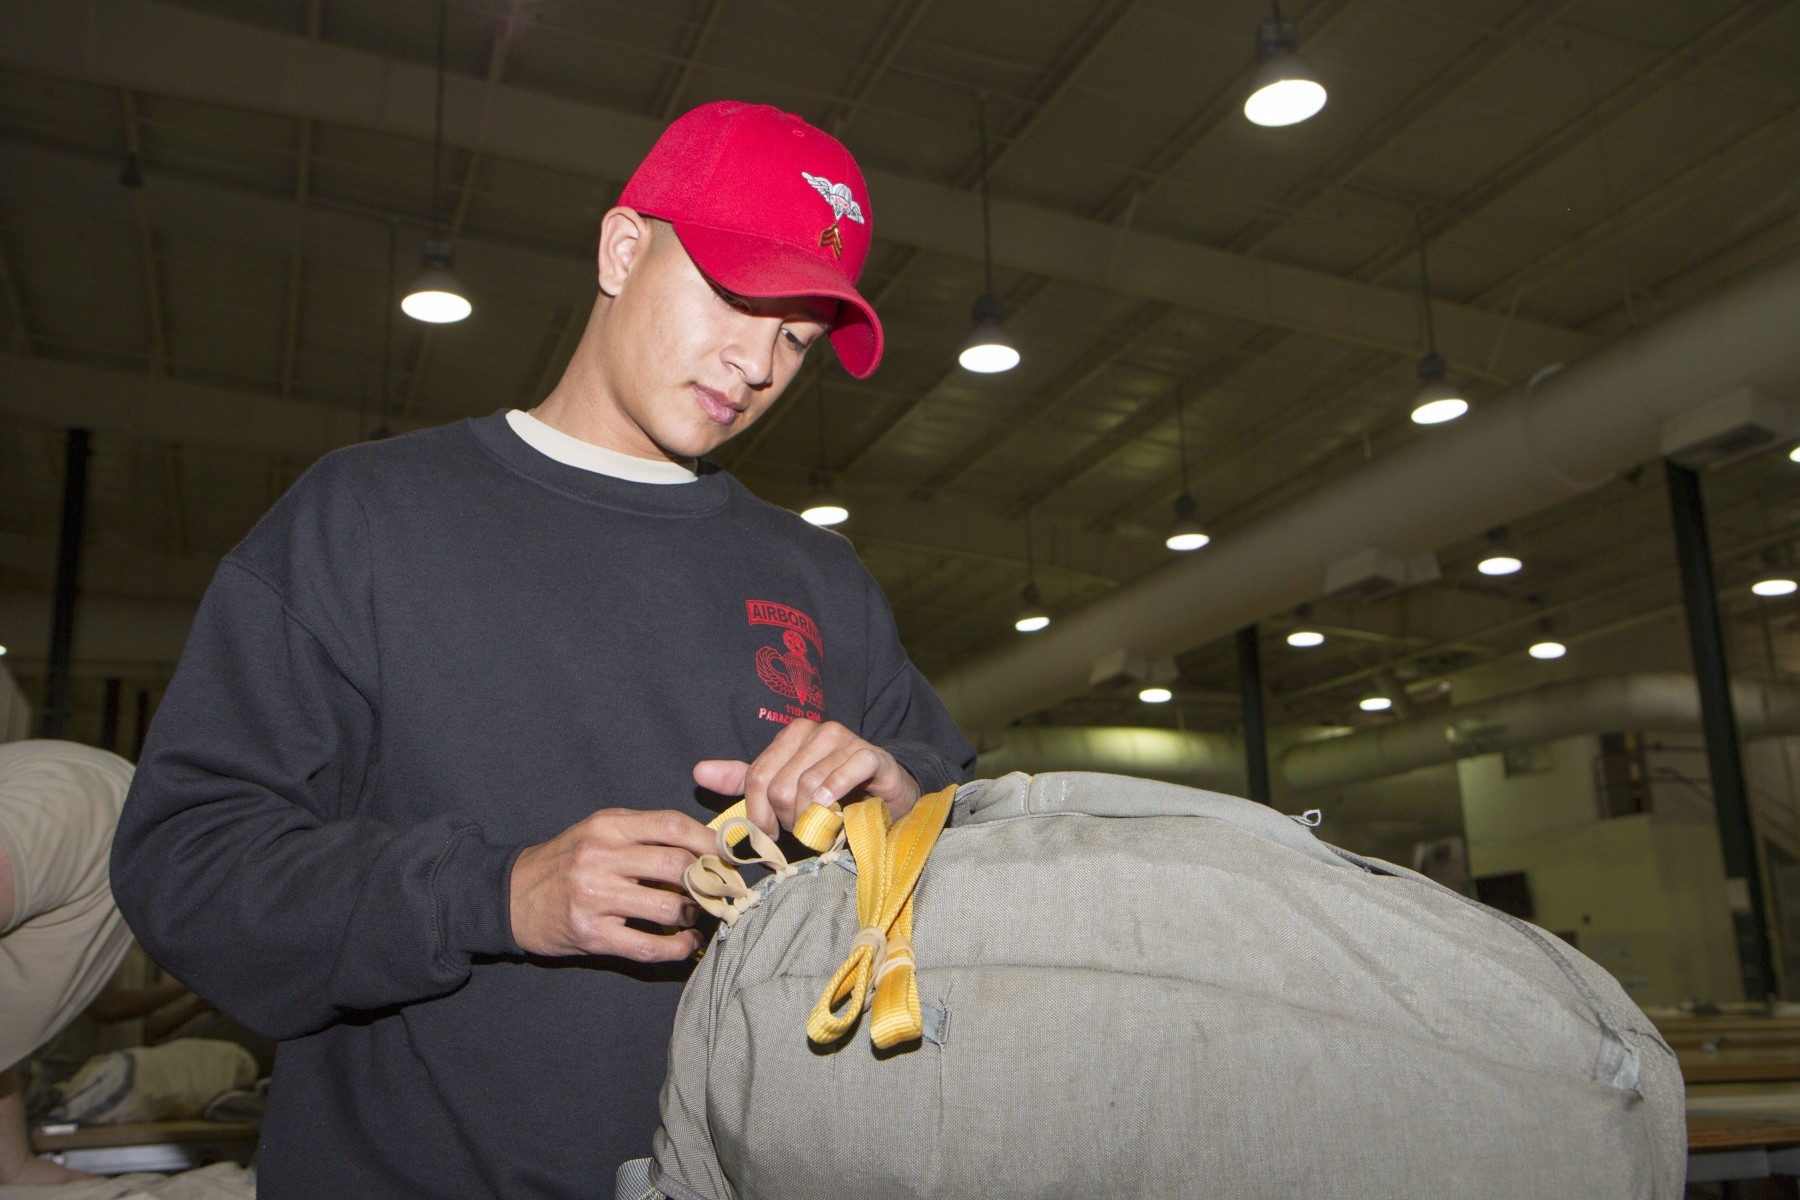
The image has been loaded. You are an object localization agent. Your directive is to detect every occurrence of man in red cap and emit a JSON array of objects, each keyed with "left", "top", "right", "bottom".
[{"left": 113, "top": 101, "right": 973, "bottom": 1198}]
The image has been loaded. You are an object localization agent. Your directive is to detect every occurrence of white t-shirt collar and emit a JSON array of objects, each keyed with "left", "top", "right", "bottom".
[{"left": 505, "top": 409, "right": 696, "bottom": 484}]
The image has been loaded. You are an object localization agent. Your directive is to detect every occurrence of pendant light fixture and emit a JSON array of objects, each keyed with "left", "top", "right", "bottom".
[
  {"left": 1165, "top": 385, "right": 1210, "bottom": 552},
  {"left": 1410, "top": 213, "right": 1464, "bottom": 425},
  {"left": 958, "top": 94, "right": 1019, "bottom": 374},
  {"left": 1286, "top": 603, "right": 1323, "bottom": 648},
  {"left": 402, "top": 1, "right": 472, "bottom": 325},
  {"left": 1014, "top": 513, "right": 1050, "bottom": 633},
  {"left": 1244, "top": 1, "right": 1327, "bottom": 128},
  {"left": 1476, "top": 526, "right": 1522, "bottom": 576},
  {"left": 800, "top": 376, "right": 848, "bottom": 527},
  {"left": 1528, "top": 617, "right": 1566, "bottom": 659}
]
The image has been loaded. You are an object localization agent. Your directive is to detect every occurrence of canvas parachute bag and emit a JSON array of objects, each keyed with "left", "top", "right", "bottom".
[{"left": 617, "top": 771, "right": 1684, "bottom": 1200}]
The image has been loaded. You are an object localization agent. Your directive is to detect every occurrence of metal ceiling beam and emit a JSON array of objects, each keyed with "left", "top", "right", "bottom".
[
  {"left": 1221, "top": 0, "right": 1577, "bottom": 256},
  {"left": 0, "top": 0, "right": 1592, "bottom": 376},
  {"left": 1473, "top": 101, "right": 1800, "bottom": 311},
  {"left": 825, "top": 0, "right": 933, "bottom": 137},
  {"left": 0, "top": 140, "right": 591, "bottom": 309},
  {"left": 1347, "top": 0, "right": 1790, "bottom": 288},
  {"left": 0, "top": 351, "right": 1164, "bottom": 581},
  {"left": 652, "top": 0, "right": 727, "bottom": 121},
  {"left": 1052, "top": 2, "right": 1791, "bottom": 540}
]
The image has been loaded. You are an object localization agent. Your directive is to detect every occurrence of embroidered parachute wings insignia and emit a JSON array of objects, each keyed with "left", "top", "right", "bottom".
[{"left": 801, "top": 172, "right": 865, "bottom": 225}]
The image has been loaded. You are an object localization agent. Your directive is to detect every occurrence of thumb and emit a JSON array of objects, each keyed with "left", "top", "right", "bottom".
[{"left": 693, "top": 759, "right": 750, "bottom": 797}]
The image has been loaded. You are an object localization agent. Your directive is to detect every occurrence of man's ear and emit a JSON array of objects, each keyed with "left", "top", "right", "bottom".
[{"left": 596, "top": 207, "right": 652, "bottom": 297}]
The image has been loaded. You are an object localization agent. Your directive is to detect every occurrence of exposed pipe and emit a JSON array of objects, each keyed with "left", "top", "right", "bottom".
[
  {"left": 1282, "top": 673, "right": 1800, "bottom": 790},
  {"left": 933, "top": 252, "right": 1800, "bottom": 736},
  {"left": 978, "top": 674, "right": 1800, "bottom": 794},
  {"left": 977, "top": 726, "right": 1246, "bottom": 794}
]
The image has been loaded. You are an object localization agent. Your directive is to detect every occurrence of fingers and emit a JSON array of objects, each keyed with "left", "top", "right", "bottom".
[
  {"left": 604, "top": 922, "right": 703, "bottom": 964},
  {"left": 599, "top": 807, "right": 715, "bottom": 859},
  {"left": 737, "top": 720, "right": 916, "bottom": 831},
  {"left": 693, "top": 758, "right": 749, "bottom": 798}
]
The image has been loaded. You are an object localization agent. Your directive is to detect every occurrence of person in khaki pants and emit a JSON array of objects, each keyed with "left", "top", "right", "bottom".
[{"left": 0, "top": 739, "right": 135, "bottom": 1185}]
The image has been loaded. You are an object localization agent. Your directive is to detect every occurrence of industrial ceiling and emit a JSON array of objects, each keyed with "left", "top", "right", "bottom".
[{"left": 2, "top": 0, "right": 1799, "bottom": 742}]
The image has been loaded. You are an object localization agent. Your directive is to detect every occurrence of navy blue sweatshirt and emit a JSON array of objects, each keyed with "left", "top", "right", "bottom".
[{"left": 111, "top": 413, "right": 974, "bottom": 1198}]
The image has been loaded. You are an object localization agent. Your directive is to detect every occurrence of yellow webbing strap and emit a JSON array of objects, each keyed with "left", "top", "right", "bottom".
[{"left": 680, "top": 786, "right": 957, "bottom": 1050}]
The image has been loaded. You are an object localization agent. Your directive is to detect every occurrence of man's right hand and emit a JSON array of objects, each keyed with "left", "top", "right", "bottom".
[{"left": 509, "top": 808, "right": 714, "bottom": 962}]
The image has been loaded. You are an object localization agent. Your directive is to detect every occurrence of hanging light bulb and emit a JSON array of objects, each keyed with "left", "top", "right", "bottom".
[
  {"left": 402, "top": 239, "right": 472, "bottom": 324},
  {"left": 1409, "top": 218, "right": 1465, "bottom": 425},
  {"left": 1014, "top": 582, "right": 1051, "bottom": 633},
  {"left": 1244, "top": 3, "right": 1326, "bottom": 127},
  {"left": 1359, "top": 696, "right": 1393, "bottom": 713},
  {"left": 1528, "top": 615, "right": 1565, "bottom": 659},
  {"left": 1789, "top": 444, "right": 1800, "bottom": 463},
  {"left": 959, "top": 295, "right": 1019, "bottom": 373},
  {"left": 801, "top": 488, "right": 848, "bottom": 527},
  {"left": 1411, "top": 353, "right": 1467, "bottom": 425},
  {"left": 1287, "top": 630, "right": 1324, "bottom": 648},
  {"left": 403, "top": 2, "right": 471, "bottom": 325},
  {"left": 1477, "top": 526, "right": 1521, "bottom": 576},
  {"left": 1164, "top": 388, "right": 1210, "bottom": 551},
  {"left": 800, "top": 391, "right": 847, "bottom": 526},
  {"left": 959, "top": 95, "right": 1019, "bottom": 374},
  {"left": 1014, "top": 512, "right": 1049, "bottom": 631},
  {"left": 1138, "top": 686, "right": 1173, "bottom": 704},
  {"left": 1165, "top": 500, "right": 1210, "bottom": 552}
]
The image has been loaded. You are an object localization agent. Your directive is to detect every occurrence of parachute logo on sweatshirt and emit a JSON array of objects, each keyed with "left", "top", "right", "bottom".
[{"left": 747, "top": 600, "right": 825, "bottom": 721}]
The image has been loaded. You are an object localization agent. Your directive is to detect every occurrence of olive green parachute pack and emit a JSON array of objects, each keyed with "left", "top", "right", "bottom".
[{"left": 618, "top": 771, "right": 1684, "bottom": 1199}]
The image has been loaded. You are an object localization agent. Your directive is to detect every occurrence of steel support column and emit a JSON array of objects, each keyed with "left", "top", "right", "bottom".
[
  {"left": 1237, "top": 624, "right": 1271, "bottom": 806},
  {"left": 41, "top": 427, "right": 90, "bottom": 740},
  {"left": 1665, "top": 458, "right": 1776, "bottom": 1000}
]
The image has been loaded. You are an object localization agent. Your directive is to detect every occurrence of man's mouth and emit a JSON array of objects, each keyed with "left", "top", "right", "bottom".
[{"left": 693, "top": 384, "right": 741, "bottom": 426}]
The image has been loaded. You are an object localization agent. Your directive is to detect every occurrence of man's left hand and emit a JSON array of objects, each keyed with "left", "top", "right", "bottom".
[{"left": 693, "top": 719, "right": 919, "bottom": 836}]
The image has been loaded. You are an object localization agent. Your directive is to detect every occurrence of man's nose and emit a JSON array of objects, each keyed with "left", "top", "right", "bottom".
[{"left": 723, "top": 316, "right": 778, "bottom": 388}]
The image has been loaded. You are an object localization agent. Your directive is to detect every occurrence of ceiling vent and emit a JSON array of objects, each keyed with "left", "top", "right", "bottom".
[
  {"left": 1323, "top": 548, "right": 1441, "bottom": 603},
  {"left": 1088, "top": 650, "right": 1177, "bottom": 691},
  {"left": 1661, "top": 386, "right": 1798, "bottom": 470}
]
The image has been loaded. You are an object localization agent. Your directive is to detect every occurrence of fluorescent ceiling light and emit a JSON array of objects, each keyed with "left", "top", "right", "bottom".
[
  {"left": 1752, "top": 577, "right": 1797, "bottom": 597},
  {"left": 1138, "top": 687, "right": 1173, "bottom": 704},
  {"left": 1286, "top": 630, "right": 1325, "bottom": 648},
  {"left": 1477, "top": 554, "right": 1522, "bottom": 576},
  {"left": 1528, "top": 640, "right": 1567, "bottom": 659},
  {"left": 1358, "top": 696, "right": 1392, "bottom": 712}
]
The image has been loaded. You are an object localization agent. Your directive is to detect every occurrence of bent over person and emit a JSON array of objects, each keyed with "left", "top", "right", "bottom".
[
  {"left": 112, "top": 102, "right": 975, "bottom": 1198},
  {"left": 1, "top": 739, "right": 136, "bottom": 1185}
]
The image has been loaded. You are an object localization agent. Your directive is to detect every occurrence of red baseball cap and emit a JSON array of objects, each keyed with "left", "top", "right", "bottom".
[{"left": 619, "top": 101, "right": 883, "bottom": 378}]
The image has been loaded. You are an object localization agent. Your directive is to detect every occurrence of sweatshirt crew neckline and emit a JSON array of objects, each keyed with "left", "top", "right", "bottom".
[
  {"left": 504, "top": 410, "right": 697, "bottom": 484},
  {"left": 468, "top": 411, "right": 732, "bottom": 517}
]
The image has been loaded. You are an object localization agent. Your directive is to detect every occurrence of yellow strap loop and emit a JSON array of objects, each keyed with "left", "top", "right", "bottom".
[{"left": 681, "top": 786, "right": 957, "bottom": 1050}]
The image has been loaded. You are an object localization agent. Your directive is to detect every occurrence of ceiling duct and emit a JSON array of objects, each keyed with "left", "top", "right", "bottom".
[
  {"left": 1660, "top": 385, "right": 1799, "bottom": 470},
  {"left": 1284, "top": 672, "right": 1800, "bottom": 789},
  {"left": 934, "top": 252, "right": 1800, "bottom": 736},
  {"left": 1323, "top": 548, "right": 1441, "bottom": 603},
  {"left": 977, "top": 675, "right": 1800, "bottom": 795}
]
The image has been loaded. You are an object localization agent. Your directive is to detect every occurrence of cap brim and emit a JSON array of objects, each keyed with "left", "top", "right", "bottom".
[{"left": 669, "top": 221, "right": 883, "bottom": 379}]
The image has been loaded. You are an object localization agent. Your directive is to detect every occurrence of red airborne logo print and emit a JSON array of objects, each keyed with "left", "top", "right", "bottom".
[{"left": 747, "top": 600, "right": 824, "bottom": 726}]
